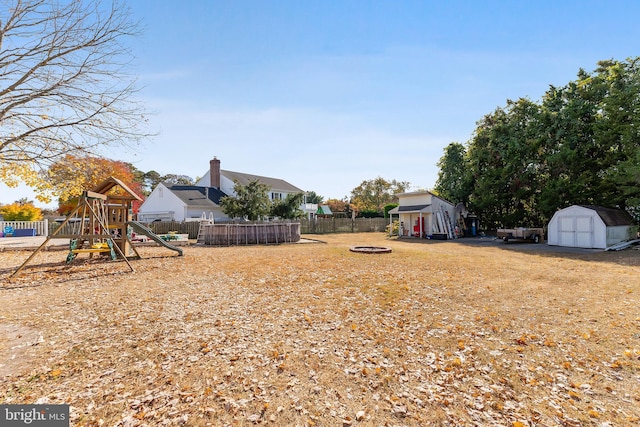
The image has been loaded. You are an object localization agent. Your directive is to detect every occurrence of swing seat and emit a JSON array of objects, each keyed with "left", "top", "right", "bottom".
[
  {"left": 67, "top": 239, "right": 117, "bottom": 261},
  {"left": 71, "top": 248, "right": 112, "bottom": 254}
]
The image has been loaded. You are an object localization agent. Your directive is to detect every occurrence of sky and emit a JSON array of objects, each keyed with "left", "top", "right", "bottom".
[{"left": 3, "top": 0, "right": 640, "bottom": 208}]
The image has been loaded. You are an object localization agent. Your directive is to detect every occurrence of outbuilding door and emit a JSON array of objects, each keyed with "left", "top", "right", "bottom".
[{"left": 559, "top": 215, "right": 593, "bottom": 248}]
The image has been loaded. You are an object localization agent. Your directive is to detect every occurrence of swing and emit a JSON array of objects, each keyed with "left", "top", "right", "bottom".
[{"left": 65, "top": 192, "right": 117, "bottom": 262}]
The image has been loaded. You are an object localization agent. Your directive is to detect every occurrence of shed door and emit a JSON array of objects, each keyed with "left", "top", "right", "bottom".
[
  {"left": 575, "top": 216, "right": 593, "bottom": 248},
  {"left": 559, "top": 217, "right": 575, "bottom": 246},
  {"left": 559, "top": 215, "right": 593, "bottom": 247}
]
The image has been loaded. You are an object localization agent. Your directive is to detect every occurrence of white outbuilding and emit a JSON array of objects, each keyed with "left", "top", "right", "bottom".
[{"left": 547, "top": 205, "right": 636, "bottom": 249}]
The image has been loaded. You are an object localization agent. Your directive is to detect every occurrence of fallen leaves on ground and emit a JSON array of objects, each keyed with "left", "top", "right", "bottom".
[{"left": 1, "top": 233, "right": 639, "bottom": 426}]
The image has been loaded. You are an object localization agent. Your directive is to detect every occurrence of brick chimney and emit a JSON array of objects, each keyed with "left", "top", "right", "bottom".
[{"left": 209, "top": 157, "right": 220, "bottom": 189}]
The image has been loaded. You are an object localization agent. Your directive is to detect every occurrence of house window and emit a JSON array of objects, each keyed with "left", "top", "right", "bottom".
[{"left": 271, "top": 192, "right": 282, "bottom": 200}]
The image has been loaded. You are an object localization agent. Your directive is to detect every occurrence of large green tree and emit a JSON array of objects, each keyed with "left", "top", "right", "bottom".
[
  {"left": 466, "top": 98, "right": 545, "bottom": 228},
  {"left": 538, "top": 59, "right": 640, "bottom": 217},
  {"left": 220, "top": 179, "right": 271, "bottom": 221},
  {"left": 434, "top": 142, "right": 471, "bottom": 205},
  {"left": 304, "top": 191, "right": 324, "bottom": 204},
  {"left": 271, "top": 193, "right": 304, "bottom": 219},
  {"left": 441, "top": 58, "right": 640, "bottom": 229}
]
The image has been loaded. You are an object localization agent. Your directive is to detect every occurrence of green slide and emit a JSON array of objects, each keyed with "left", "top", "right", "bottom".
[{"left": 127, "top": 221, "right": 184, "bottom": 256}]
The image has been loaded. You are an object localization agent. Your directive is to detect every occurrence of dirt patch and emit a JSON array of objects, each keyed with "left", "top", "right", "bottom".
[
  {"left": 1, "top": 234, "right": 639, "bottom": 426},
  {"left": 0, "top": 324, "right": 43, "bottom": 378}
]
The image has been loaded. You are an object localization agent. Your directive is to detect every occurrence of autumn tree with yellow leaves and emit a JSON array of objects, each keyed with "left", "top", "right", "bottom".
[
  {"left": 0, "top": 201, "right": 42, "bottom": 221},
  {"left": 47, "top": 155, "right": 145, "bottom": 215},
  {"left": 0, "top": 0, "right": 150, "bottom": 203}
]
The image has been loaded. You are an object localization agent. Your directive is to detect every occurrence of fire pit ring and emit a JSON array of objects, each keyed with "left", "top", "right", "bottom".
[{"left": 349, "top": 246, "right": 392, "bottom": 254}]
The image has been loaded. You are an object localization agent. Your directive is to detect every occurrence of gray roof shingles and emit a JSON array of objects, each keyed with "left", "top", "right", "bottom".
[
  {"left": 221, "top": 170, "right": 303, "bottom": 193},
  {"left": 169, "top": 185, "right": 227, "bottom": 207},
  {"left": 580, "top": 205, "right": 634, "bottom": 226}
]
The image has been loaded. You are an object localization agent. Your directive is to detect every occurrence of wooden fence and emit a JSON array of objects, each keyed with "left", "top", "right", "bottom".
[
  {"left": 46, "top": 220, "right": 201, "bottom": 239},
  {"left": 43, "top": 218, "right": 389, "bottom": 239},
  {"left": 2, "top": 220, "right": 49, "bottom": 236},
  {"left": 198, "top": 222, "right": 300, "bottom": 246},
  {"left": 140, "top": 218, "right": 389, "bottom": 237},
  {"left": 146, "top": 221, "right": 201, "bottom": 238},
  {"left": 299, "top": 217, "right": 388, "bottom": 234}
]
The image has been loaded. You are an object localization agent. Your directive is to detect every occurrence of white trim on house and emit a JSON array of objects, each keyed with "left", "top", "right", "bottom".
[{"left": 389, "top": 191, "right": 456, "bottom": 238}]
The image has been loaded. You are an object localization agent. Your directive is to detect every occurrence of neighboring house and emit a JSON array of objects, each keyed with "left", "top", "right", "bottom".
[
  {"left": 301, "top": 203, "right": 319, "bottom": 220},
  {"left": 388, "top": 191, "right": 456, "bottom": 238},
  {"left": 138, "top": 157, "right": 304, "bottom": 222},
  {"left": 137, "top": 183, "right": 227, "bottom": 222},
  {"left": 195, "top": 157, "right": 304, "bottom": 202},
  {"left": 302, "top": 204, "right": 333, "bottom": 220},
  {"left": 547, "top": 205, "right": 636, "bottom": 249}
]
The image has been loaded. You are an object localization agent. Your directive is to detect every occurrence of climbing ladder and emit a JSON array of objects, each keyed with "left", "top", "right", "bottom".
[
  {"left": 441, "top": 206, "right": 456, "bottom": 239},
  {"left": 196, "top": 222, "right": 207, "bottom": 245},
  {"left": 196, "top": 212, "right": 215, "bottom": 245}
]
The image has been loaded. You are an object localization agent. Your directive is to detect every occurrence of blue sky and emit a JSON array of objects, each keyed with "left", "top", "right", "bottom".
[{"left": 3, "top": 0, "right": 640, "bottom": 207}]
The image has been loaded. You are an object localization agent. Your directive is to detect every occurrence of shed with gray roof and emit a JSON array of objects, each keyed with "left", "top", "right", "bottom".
[{"left": 547, "top": 205, "right": 636, "bottom": 249}]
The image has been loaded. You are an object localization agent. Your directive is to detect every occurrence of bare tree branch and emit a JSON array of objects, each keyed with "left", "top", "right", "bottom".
[{"left": 0, "top": 0, "right": 150, "bottom": 176}]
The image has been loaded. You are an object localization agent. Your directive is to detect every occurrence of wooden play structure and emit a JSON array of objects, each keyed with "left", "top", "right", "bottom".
[{"left": 11, "top": 177, "right": 183, "bottom": 278}]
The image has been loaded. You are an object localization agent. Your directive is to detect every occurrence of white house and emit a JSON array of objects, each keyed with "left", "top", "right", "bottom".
[
  {"left": 196, "top": 158, "right": 303, "bottom": 202},
  {"left": 137, "top": 183, "right": 227, "bottom": 222},
  {"left": 547, "top": 205, "right": 636, "bottom": 249},
  {"left": 388, "top": 191, "right": 457, "bottom": 239},
  {"left": 137, "top": 157, "right": 304, "bottom": 222}
]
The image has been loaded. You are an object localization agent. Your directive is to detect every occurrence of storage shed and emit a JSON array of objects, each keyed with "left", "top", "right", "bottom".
[
  {"left": 547, "top": 205, "right": 636, "bottom": 249},
  {"left": 388, "top": 191, "right": 456, "bottom": 239}
]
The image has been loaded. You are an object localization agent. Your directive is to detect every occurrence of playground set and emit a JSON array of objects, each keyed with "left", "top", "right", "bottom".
[{"left": 11, "top": 177, "right": 183, "bottom": 278}]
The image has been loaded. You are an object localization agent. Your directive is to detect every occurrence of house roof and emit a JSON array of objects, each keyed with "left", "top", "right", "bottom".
[
  {"left": 388, "top": 204, "right": 431, "bottom": 214},
  {"left": 168, "top": 185, "right": 227, "bottom": 207},
  {"left": 317, "top": 205, "right": 333, "bottom": 215},
  {"left": 579, "top": 205, "right": 634, "bottom": 226},
  {"left": 221, "top": 170, "right": 303, "bottom": 193},
  {"left": 395, "top": 190, "right": 455, "bottom": 207}
]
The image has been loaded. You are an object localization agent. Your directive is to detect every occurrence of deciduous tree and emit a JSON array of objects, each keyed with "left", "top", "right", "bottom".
[
  {"left": 0, "top": 0, "right": 149, "bottom": 202},
  {"left": 0, "top": 201, "right": 42, "bottom": 221},
  {"left": 325, "top": 198, "right": 349, "bottom": 216},
  {"left": 160, "top": 174, "right": 194, "bottom": 187},
  {"left": 434, "top": 142, "right": 471, "bottom": 204},
  {"left": 304, "top": 191, "right": 324, "bottom": 204},
  {"left": 46, "top": 154, "right": 144, "bottom": 213},
  {"left": 466, "top": 98, "right": 544, "bottom": 228},
  {"left": 446, "top": 58, "right": 640, "bottom": 229},
  {"left": 350, "top": 177, "right": 410, "bottom": 214},
  {"left": 271, "top": 193, "right": 304, "bottom": 219},
  {"left": 220, "top": 179, "right": 271, "bottom": 221}
]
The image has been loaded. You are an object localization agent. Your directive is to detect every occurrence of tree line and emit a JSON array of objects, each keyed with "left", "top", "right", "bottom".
[{"left": 435, "top": 58, "right": 640, "bottom": 229}]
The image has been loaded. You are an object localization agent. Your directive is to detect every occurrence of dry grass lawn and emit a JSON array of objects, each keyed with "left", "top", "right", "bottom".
[{"left": 1, "top": 233, "right": 639, "bottom": 426}]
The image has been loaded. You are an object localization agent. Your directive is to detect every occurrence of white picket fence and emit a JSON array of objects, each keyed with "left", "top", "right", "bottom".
[{"left": 0, "top": 220, "right": 49, "bottom": 237}]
